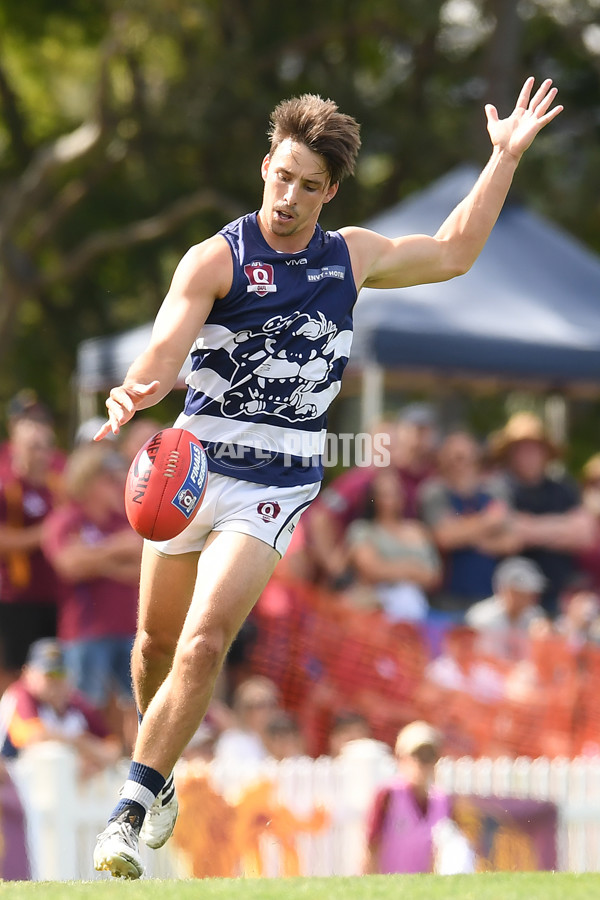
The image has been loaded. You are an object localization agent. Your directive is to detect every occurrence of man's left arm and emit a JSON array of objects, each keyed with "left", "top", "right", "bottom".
[{"left": 343, "top": 77, "right": 562, "bottom": 291}]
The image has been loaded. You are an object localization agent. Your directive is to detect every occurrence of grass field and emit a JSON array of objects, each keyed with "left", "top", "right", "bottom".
[{"left": 1, "top": 873, "right": 599, "bottom": 900}]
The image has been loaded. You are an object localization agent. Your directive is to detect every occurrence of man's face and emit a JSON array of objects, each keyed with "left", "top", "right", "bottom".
[
  {"left": 10, "top": 419, "right": 55, "bottom": 482},
  {"left": 508, "top": 439, "right": 549, "bottom": 484},
  {"left": 259, "top": 139, "right": 338, "bottom": 249},
  {"left": 503, "top": 585, "right": 539, "bottom": 614},
  {"left": 398, "top": 745, "right": 439, "bottom": 791},
  {"left": 440, "top": 433, "right": 480, "bottom": 477},
  {"left": 25, "top": 667, "right": 69, "bottom": 711}
]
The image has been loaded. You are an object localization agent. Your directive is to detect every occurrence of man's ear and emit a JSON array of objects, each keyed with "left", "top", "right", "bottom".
[
  {"left": 323, "top": 182, "right": 339, "bottom": 204},
  {"left": 261, "top": 154, "right": 271, "bottom": 182}
]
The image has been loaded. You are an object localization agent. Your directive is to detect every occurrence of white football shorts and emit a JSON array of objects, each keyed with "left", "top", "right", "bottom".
[{"left": 147, "top": 471, "right": 320, "bottom": 558}]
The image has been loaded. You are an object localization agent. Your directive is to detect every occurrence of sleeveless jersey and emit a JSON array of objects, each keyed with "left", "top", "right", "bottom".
[{"left": 175, "top": 212, "right": 358, "bottom": 487}]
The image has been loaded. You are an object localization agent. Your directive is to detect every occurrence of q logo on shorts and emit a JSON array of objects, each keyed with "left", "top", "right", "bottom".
[{"left": 256, "top": 501, "right": 281, "bottom": 523}]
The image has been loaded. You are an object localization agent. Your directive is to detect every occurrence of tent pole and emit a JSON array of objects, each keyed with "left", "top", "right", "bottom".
[{"left": 360, "top": 363, "right": 384, "bottom": 432}]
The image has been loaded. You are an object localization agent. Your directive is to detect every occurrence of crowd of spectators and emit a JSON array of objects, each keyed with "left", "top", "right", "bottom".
[
  {"left": 0, "top": 390, "right": 164, "bottom": 761},
  {"left": 303, "top": 404, "right": 597, "bottom": 623},
  {"left": 251, "top": 401, "right": 600, "bottom": 759},
  {"left": 1, "top": 389, "right": 600, "bottom": 773}
]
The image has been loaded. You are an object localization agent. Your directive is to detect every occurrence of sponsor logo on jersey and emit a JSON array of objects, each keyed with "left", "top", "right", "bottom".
[
  {"left": 285, "top": 257, "right": 308, "bottom": 265},
  {"left": 306, "top": 265, "right": 345, "bottom": 282},
  {"left": 256, "top": 500, "right": 281, "bottom": 523},
  {"left": 244, "top": 261, "right": 277, "bottom": 295}
]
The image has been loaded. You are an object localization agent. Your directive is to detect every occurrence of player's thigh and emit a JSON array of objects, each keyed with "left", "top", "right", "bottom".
[
  {"left": 180, "top": 530, "right": 280, "bottom": 650},
  {"left": 137, "top": 542, "right": 201, "bottom": 645}
]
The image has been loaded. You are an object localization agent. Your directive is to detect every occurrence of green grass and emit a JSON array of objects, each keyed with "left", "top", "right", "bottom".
[{"left": 1, "top": 874, "right": 599, "bottom": 900}]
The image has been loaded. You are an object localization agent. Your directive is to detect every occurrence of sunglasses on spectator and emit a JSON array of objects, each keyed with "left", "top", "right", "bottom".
[{"left": 241, "top": 698, "right": 277, "bottom": 711}]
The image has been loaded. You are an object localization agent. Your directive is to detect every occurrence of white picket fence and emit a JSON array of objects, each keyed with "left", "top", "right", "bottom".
[{"left": 8, "top": 740, "right": 600, "bottom": 880}]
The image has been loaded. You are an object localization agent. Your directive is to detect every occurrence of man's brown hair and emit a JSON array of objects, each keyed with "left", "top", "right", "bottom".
[{"left": 268, "top": 94, "right": 361, "bottom": 185}]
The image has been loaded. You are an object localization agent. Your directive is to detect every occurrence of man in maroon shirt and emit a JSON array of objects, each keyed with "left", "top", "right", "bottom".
[
  {"left": 42, "top": 443, "right": 142, "bottom": 749},
  {"left": 0, "top": 417, "right": 62, "bottom": 693}
]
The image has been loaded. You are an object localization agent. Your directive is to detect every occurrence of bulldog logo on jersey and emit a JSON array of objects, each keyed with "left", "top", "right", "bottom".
[
  {"left": 244, "top": 261, "right": 277, "bottom": 296},
  {"left": 221, "top": 311, "right": 340, "bottom": 423}
]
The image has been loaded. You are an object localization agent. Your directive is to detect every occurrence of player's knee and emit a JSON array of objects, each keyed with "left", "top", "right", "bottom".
[
  {"left": 177, "top": 629, "right": 227, "bottom": 679},
  {"left": 136, "top": 628, "right": 178, "bottom": 668}
]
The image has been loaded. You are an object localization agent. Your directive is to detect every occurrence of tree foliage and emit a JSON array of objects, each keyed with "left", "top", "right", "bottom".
[{"left": 0, "top": 0, "right": 599, "bottom": 435}]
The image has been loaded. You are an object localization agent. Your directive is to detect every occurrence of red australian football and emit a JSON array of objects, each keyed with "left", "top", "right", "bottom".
[{"left": 125, "top": 427, "right": 208, "bottom": 541}]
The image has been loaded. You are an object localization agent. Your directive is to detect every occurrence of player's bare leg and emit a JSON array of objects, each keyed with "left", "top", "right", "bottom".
[
  {"left": 134, "top": 530, "right": 279, "bottom": 773},
  {"left": 94, "top": 530, "right": 279, "bottom": 875},
  {"left": 131, "top": 543, "right": 201, "bottom": 714}
]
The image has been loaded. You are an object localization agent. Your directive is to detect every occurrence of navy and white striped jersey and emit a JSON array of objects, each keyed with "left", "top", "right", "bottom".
[{"left": 174, "top": 212, "right": 358, "bottom": 487}]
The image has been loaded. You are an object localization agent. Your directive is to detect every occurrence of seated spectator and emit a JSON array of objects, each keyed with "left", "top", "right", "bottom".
[
  {"left": 306, "top": 405, "right": 438, "bottom": 587},
  {"left": 465, "top": 556, "right": 548, "bottom": 660},
  {"left": 424, "top": 626, "right": 505, "bottom": 704},
  {"left": 41, "top": 444, "right": 142, "bottom": 750},
  {"left": 554, "top": 582, "right": 600, "bottom": 648},
  {"left": 327, "top": 710, "right": 373, "bottom": 758},
  {"left": 490, "top": 412, "right": 595, "bottom": 615},
  {"left": 363, "top": 721, "right": 474, "bottom": 875},
  {"left": 419, "top": 431, "right": 517, "bottom": 618},
  {"left": 577, "top": 452, "right": 600, "bottom": 593},
  {"left": 213, "top": 676, "right": 280, "bottom": 765},
  {"left": 264, "top": 711, "right": 306, "bottom": 761},
  {"left": 0, "top": 639, "right": 121, "bottom": 778},
  {"left": 0, "top": 416, "right": 63, "bottom": 693},
  {"left": 181, "top": 722, "right": 219, "bottom": 765},
  {"left": 116, "top": 417, "right": 164, "bottom": 463},
  {"left": 346, "top": 469, "right": 441, "bottom": 622}
]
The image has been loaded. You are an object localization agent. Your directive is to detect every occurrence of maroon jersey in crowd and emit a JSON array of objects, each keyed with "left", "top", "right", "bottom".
[
  {"left": 0, "top": 475, "right": 61, "bottom": 606},
  {"left": 42, "top": 504, "right": 138, "bottom": 641}
]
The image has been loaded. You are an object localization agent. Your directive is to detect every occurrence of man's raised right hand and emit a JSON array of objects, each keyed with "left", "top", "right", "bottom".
[{"left": 93, "top": 381, "right": 160, "bottom": 441}]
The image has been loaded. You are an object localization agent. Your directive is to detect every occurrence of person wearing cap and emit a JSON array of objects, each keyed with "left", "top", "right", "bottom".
[
  {"left": 41, "top": 443, "right": 142, "bottom": 751},
  {"left": 305, "top": 407, "right": 438, "bottom": 588},
  {"left": 465, "top": 556, "right": 548, "bottom": 648},
  {"left": 0, "top": 638, "right": 121, "bottom": 777},
  {"left": 490, "top": 411, "right": 594, "bottom": 616},
  {"left": 363, "top": 720, "right": 470, "bottom": 874}
]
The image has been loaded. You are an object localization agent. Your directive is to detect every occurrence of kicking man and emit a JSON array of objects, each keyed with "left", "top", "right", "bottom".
[{"left": 93, "top": 78, "right": 562, "bottom": 878}]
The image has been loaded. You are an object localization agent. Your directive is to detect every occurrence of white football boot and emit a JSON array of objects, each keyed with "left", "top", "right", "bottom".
[
  {"left": 139, "top": 773, "right": 179, "bottom": 849},
  {"left": 93, "top": 811, "right": 144, "bottom": 880}
]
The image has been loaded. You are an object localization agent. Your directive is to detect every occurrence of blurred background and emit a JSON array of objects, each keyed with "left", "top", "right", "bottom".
[
  {"left": 2, "top": 0, "right": 600, "bottom": 881},
  {"left": 1, "top": 0, "right": 599, "bottom": 453}
]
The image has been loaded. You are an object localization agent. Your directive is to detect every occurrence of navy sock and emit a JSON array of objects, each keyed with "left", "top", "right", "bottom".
[
  {"left": 133, "top": 708, "right": 174, "bottom": 803},
  {"left": 109, "top": 762, "right": 166, "bottom": 828}
]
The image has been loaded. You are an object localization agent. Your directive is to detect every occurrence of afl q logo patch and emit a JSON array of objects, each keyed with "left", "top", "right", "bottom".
[
  {"left": 244, "top": 261, "right": 277, "bottom": 296},
  {"left": 177, "top": 488, "right": 198, "bottom": 513},
  {"left": 257, "top": 500, "right": 281, "bottom": 523}
]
